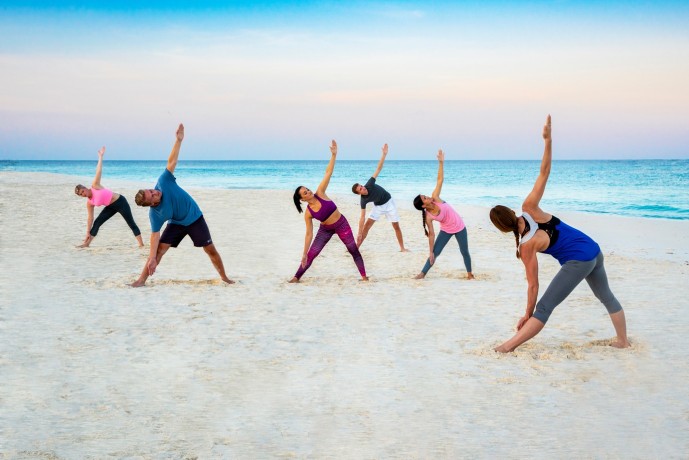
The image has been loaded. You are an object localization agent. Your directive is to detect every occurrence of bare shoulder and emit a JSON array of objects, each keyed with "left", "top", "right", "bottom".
[
  {"left": 520, "top": 237, "right": 541, "bottom": 259},
  {"left": 521, "top": 204, "right": 551, "bottom": 223}
]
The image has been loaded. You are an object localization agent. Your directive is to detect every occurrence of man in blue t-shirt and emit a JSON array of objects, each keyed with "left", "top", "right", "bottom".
[
  {"left": 130, "top": 124, "right": 234, "bottom": 287},
  {"left": 351, "top": 144, "right": 409, "bottom": 252}
]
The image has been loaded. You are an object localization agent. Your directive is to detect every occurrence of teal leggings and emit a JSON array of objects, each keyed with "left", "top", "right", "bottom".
[{"left": 421, "top": 228, "right": 472, "bottom": 274}]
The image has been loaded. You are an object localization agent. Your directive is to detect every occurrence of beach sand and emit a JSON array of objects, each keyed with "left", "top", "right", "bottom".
[{"left": 2, "top": 171, "right": 689, "bottom": 458}]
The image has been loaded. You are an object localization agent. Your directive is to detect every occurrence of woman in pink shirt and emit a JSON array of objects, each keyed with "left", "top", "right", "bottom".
[
  {"left": 412, "top": 149, "right": 474, "bottom": 280},
  {"left": 74, "top": 146, "right": 143, "bottom": 248}
]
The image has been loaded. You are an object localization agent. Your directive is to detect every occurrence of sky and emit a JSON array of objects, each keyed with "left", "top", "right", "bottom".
[{"left": 1, "top": 1, "right": 688, "bottom": 160}]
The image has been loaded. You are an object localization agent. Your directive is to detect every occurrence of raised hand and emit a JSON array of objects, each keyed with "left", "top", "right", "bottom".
[
  {"left": 542, "top": 115, "right": 551, "bottom": 141},
  {"left": 98, "top": 146, "right": 105, "bottom": 158},
  {"left": 330, "top": 139, "right": 337, "bottom": 156},
  {"left": 437, "top": 149, "right": 444, "bottom": 162},
  {"left": 382, "top": 143, "right": 388, "bottom": 156},
  {"left": 176, "top": 123, "right": 185, "bottom": 142}
]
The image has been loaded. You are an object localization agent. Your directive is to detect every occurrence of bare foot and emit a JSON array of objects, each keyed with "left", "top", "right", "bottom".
[
  {"left": 400, "top": 248, "right": 410, "bottom": 252},
  {"left": 76, "top": 243, "right": 90, "bottom": 248},
  {"left": 494, "top": 345, "right": 510, "bottom": 353},
  {"left": 289, "top": 277, "right": 300, "bottom": 283},
  {"left": 467, "top": 272, "right": 475, "bottom": 280},
  {"left": 361, "top": 276, "right": 369, "bottom": 281},
  {"left": 130, "top": 280, "right": 146, "bottom": 288},
  {"left": 413, "top": 273, "right": 425, "bottom": 279},
  {"left": 610, "top": 339, "right": 631, "bottom": 349},
  {"left": 221, "top": 277, "right": 235, "bottom": 285}
]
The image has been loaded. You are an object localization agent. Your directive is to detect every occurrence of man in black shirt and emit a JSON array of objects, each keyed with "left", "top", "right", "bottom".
[{"left": 352, "top": 144, "right": 409, "bottom": 252}]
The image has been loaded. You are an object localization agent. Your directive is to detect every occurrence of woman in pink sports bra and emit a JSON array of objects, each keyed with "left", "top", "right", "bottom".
[
  {"left": 290, "top": 140, "right": 368, "bottom": 282},
  {"left": 412, "top": 149, "right": 474, "bottom": 280},
  {"left": 74, "top": 146, "right": 144, "bottom": 248}
]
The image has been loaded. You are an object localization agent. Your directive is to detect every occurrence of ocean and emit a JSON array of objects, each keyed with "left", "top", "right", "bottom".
[{"left": 1, "top": 159, "right": 688, "bottom": 220}]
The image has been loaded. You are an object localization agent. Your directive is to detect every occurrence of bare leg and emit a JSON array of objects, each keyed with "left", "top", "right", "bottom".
[
  {"left": 494, "top": 317, "right": 546, "bottom": 353},
  {"left": 203, "top": 243, "right": 235, "bottom": 284},
  {"left": 357, "top": 219, "right": 376, "bottom": 248},
  {"left": 391, "top": 222, "right": 409, "bottom": 252},
  {"left": 135, "top": 235, "right": 144, "bottom": 247},
  {"left": 131, "top": 243, "right": 171, "bottom": 287},
  {"left": 609, "top": 310, "right": 631, "bottom": 348}
]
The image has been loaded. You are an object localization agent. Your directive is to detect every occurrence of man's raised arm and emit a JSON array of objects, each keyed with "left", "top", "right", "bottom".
[
  {"left": 372, "top": 143, "right": 388, "bottom": 179},
  {"left": 167, "top": 124, "right": 185, "bottom": 174}
]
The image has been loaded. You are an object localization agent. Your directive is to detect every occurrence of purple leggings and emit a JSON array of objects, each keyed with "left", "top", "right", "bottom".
[{"left": 295, "top": 215, "right": 367, "bottom": 280}]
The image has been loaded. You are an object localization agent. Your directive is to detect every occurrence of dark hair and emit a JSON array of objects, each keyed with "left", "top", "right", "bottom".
[
  {"left": 489, "top": 205, "right": 521, "bottom": 259},
  {"left": 293, "top": 186, "right": 304, "bottom": 213},
  {"left": 351, "top": 183, "right": 360, "bottom": 194},
  {"left": 413, "top": 195, "right": 429, "bottom": 237}
]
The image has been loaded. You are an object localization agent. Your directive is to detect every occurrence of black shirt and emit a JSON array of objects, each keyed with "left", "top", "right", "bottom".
[{"left": 360, "top": 177, "right": 392, "bottom": 209}]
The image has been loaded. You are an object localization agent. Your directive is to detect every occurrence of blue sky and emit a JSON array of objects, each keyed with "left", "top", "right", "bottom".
[{"left": 1, "top": 1, "right": 688, "bottom": 159}]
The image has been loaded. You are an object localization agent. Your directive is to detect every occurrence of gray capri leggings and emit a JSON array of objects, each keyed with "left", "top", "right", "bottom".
[
  {"left": 421, "top": 228, "right": 472, "bottom": 274},
  {"left": 533, "top": 251, "right": 622, "bottom": 324}
]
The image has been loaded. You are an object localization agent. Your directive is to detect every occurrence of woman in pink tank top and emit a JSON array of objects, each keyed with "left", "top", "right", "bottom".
[
  {"left": 74, "top": 146, "right": 144, "bottom": 248},
  {"left": 412, "top": 149, "right": 474, "bottom": 280},
  {"left": 289, "top": 140, "right": 368, "bottom": 282}
]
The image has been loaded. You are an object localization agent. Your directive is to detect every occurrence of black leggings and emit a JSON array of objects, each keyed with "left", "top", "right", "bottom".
[{"left": 90, "top": 195, "right": 141, "bottom": 237}]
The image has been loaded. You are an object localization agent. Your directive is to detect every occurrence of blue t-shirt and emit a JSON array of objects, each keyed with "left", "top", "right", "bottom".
[{"left": 148, "top": 169, "right": 203, "bottom": 232}]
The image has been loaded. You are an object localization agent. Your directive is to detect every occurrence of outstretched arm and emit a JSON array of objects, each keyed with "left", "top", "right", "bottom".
[
  {"left": 77, "top": 203, "right": 95, "bottom": 247},
  {"left": 166, "top": 124, "right": 185, "bottom": 175},
  {"left": 522, "top": 115, "right": 552, "bottom": 214},
  {"left": 91, "top": 146, "right": 105, "bottom": 188},
  {"left": 300, "top": 213, "right": 314, "bottom": 268},
  {"left": 85, "top": 203, "right": 94, "bottom": 237},
  {"left": 517, "top": 243, "right": 540, "bottom": 330},
  {"left": 426, "top": 216, "right": 436, "bottom": 265},
  {"left": 146, "top": 232, "right": 162, "bottom": 275},
  {"left": 316, "top": 140, "right": 337, "bottom": 195},
  {"left": 431, "top": 149, "right": 444, "bottom": 200},
  {"left": 372, "top": 143, "right": 388, "bottom": 179}
]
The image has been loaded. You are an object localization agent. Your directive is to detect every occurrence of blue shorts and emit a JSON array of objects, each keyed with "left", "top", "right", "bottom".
[{"left": 160, "top": 215, "right": 213, "bottom": 248}]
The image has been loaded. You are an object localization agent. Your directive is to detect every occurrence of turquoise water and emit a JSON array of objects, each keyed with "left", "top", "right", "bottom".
[{"left": 2, "top": 160, "right": 688, "bottom": 220}]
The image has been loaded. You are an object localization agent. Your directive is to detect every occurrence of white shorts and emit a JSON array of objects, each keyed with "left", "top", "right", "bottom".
[{"left": 368, "top": 198, "right": 400, "bottom": 222}]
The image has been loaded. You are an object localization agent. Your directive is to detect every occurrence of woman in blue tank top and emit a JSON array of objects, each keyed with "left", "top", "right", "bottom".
[{"left": 489, "top": 116, "right": 630, "bottom": 352}]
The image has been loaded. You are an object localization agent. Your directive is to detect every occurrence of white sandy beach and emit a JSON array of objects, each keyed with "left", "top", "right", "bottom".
[{"left": 1, "top": 171, "right": 689, "bottom": 458}]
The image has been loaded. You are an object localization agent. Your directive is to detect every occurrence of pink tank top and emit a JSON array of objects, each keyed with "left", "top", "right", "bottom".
[
  {"left": 428, "top": 201, "right": 465, "bottom": 233},
  {"left": 88, "top": 187, "right": 114, "bottom": 207}
]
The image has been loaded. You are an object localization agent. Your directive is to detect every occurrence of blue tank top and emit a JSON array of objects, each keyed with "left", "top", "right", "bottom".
[{"left": 542, "top": 217, "right": 601, "bottom": 265}]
